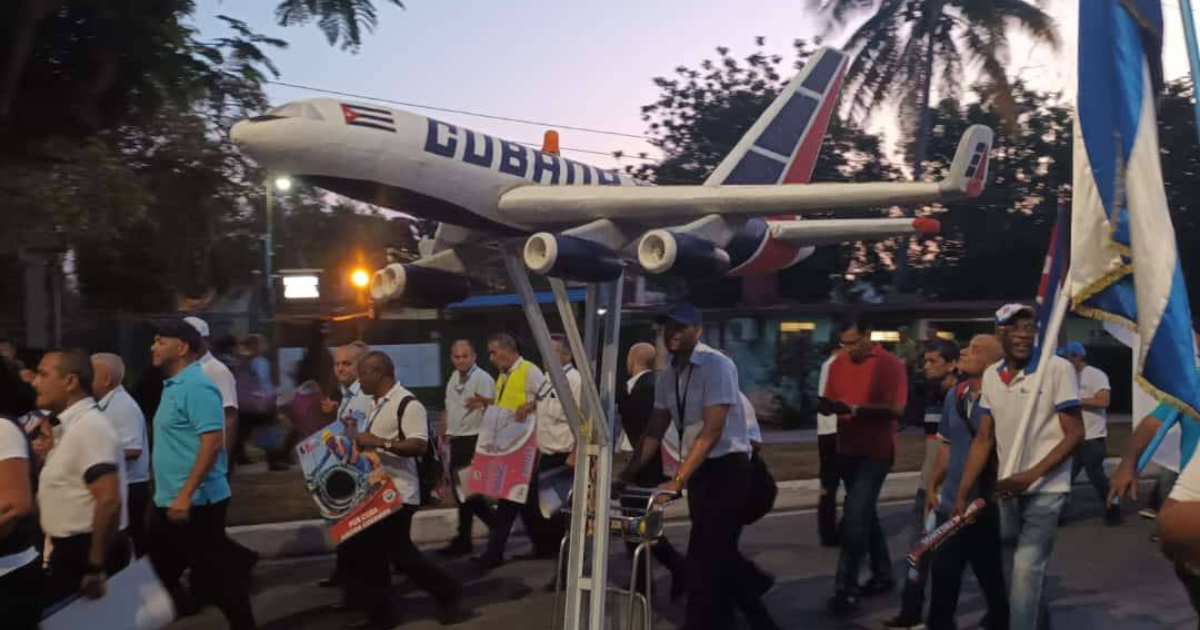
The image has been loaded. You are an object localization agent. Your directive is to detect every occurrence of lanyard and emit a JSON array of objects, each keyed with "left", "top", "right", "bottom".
[
  {"left": 538, "top": 365, "right": 576, "bottom": 401},
  {"left": 674, "top": 361, "right": 694, "bottom": 450},
  {"left": 337, "top": 387, "right": 358, "bottom": 419},
  {"left": 365, "top": 394, "right": 390, "bottom": 433},
  {"left": 452, "top": 366, "right": 477, "bottom": 396}
]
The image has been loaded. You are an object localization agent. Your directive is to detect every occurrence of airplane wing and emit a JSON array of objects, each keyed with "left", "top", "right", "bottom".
[{"left": 496, "top": 124, "right": 992, "bottom": 226}]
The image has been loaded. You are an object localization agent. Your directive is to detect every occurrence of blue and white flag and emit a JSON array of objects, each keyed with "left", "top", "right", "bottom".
[{"left": 1069, "top": 0, "right": 1200, "bottom": 467}]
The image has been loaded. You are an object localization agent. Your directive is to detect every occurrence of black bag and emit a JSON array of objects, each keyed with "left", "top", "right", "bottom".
[
  {"left": 396, "top": 396, "right": 444, "bottom": 506},
  {"left": 744, "top": 451, "right": 778, "bottom": 525}
]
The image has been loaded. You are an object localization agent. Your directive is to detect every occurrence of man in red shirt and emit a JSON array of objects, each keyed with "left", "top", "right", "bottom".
[{"left": 820, "top": 318, "right": 908, "bottom": 614}]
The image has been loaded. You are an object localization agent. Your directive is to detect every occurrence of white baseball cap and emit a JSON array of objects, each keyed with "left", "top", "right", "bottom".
[{"left": 183, "top": 316, "right": 210, "bottom": 338}]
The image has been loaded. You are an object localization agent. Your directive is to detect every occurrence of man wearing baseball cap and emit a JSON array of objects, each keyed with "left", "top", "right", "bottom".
[
  {"left": 1063, "top": 341, "right": 1120, "bottom": 526},
  {"left": 954, "top": 304, "right": 1083, "bottom": 629},
  {"left": 621, "top": 302, "right": 778, "bottom": 630},
  {"left": 146, "top": 318, "right": 256, "bottom": 629},
  {"left": 182, "top": 317, "right": 240, "bottom": 465}
]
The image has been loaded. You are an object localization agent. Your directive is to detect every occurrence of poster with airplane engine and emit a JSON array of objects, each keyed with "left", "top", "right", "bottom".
[
  {"left": 296, "top": 420, "right": 404, "bottom": 545},
  {"left": 469, "top": 406, "right": 539, "bottom": 503}
]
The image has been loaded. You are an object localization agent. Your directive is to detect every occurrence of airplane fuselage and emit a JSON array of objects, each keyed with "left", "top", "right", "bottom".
[{"left": 231, "top": 99, "right": 637, "bottom": 234}]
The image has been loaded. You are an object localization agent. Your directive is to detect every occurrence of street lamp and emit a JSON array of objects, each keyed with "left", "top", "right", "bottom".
[
  {"left": 263, "top": 174, "right": 293, "bottom": 312},
  {"left": 350, "top": 267, "right": 371, "bottom": 290}
]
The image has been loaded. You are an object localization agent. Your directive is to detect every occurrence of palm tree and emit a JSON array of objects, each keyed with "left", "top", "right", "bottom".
[
  {"left": 812, "top": 0, "right": 1059, "bottom": 291},
  {"left": 274, "top": 0, "right": 405, "bottom": 51}
]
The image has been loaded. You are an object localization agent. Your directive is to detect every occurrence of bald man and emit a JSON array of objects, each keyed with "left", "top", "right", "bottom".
[
  {"left": 92, "top": 353, "right": 151, "bottom": 558},
  {"left": 438, "top": 340, "right": 495, "bottom": 557},
  {"left": 616, "top": 343, "right": 686, "bottom": 599},
  {"left": 925, "top": 335, "right": 1008, "bottom": 630}
]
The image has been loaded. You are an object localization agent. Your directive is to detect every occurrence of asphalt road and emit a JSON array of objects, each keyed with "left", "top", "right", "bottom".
[{"left": 169, "top": 490, "right": 1195, "bottom": 630}]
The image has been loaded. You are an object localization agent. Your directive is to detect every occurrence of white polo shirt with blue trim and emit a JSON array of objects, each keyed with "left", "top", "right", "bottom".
[{"left": 979, "top": 355, "right": 1080, "bottom": 494}]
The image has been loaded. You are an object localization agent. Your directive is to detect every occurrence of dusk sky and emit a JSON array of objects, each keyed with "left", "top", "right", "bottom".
[{"left": 194, "top": 1, "right": 1200, "bottom": 171}]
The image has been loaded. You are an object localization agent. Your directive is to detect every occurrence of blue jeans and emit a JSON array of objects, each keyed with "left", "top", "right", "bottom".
[
  {"left": 1000, "top": 493, "right": 1066, "bottom": 630},
  {"left": 834, "top": 456, "right": 892, "bottom": 594}
]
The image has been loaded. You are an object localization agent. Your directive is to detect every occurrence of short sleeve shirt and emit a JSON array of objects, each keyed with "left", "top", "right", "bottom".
[
  {"left": 816, "top": 354, "right": 839, "bottom": 436},
  {"left": 536, "top": 365, "right": 581, "bottom": 454},
  {"left": 443, "top": 366, "right": 496, "bottom": 437},
  {"left": 1147, "top": 401, "right": 1185, "bottom": 473},
  {"left": 741, "top": 393, "right": 763, "bottom": 444},
  {"left": 97, "top": 386, "right": 150, "bottom": 483},
  {"left": 336, "top": 381, "right": 375, "bottom": 432},
  {"left": 0, "top": 419, "right": 37, "bottom": 575},
  {"left": 1170, "top": 432, "right": 1200, "bottom": 502},
  {"left": 937, "top": 387, "right": 983, "bottom": 513},
  {"left": 823, "top": 345, "right": 907, "bottom": 461},
  {"left": 153, "top": 362, "right": 231, "bottom": 507},
  {"left": 653, "top": 343, "right": 750, "bottom": 460},
  {"left": 366, "top": 383, "right": 427, "bottom": 506},
  {"left": 38, "top": 398, "right": 129, "bottom": 537},
  {"left": 199, "top": 352, "right": 238, "bottom": 410},
  {"left": 979, "top": 355, "right": 1080, "bottom": 494},
  {"left": 1077, "top": 365, "right": 1111, "bottom": 439}
]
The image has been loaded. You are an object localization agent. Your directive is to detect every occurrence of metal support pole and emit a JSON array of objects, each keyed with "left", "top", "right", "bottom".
[
  {"left": 264, "top": 178, "right": 275, "bottom": 312},
  {"left": 585, "top": 284, "right": 600, "bottom": 373},
  {"left": 501, "top": 250, "right": 597, "bottom": 630},
  {"left": 549, "top": 278, "right": 612, "bottom": 447}
]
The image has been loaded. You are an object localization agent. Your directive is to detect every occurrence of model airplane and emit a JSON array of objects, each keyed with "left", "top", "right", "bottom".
[{"left": 231, "top": 47, "right": 992, "bottom": 306}]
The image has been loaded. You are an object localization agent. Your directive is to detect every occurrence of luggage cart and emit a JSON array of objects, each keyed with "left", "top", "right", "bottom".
[{"left": 553, "top": 486, "right": 679, "bottom": 630}]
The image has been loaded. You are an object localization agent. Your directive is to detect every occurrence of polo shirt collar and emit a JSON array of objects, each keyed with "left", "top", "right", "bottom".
[
  {"left": 377, "top": 381, "right": 404, "bottom": 403},
  {"left": 96, "top": 386, "right": 124, "bottom": 411},
  {"left": 674, "top": 342, "right": 711, "bottom": 369},
  {"left": 341, "top": 381, "right": 361, "bottom": 398},
  {"left": 165, "top": 360, "right": 202, "bottom": 386},
  {"left": 457, "top": 365, "right": 478, "bottom": 383},
  {"left": 57, "top": 396, "right": 97, "bottom": 429},
  {"left": 506, "top": 357, "right": 525, "bottom": 375}
]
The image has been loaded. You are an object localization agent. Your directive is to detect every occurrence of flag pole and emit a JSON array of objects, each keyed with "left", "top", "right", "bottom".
[
  {"left": 999, "top": 285, "right": 1072, "bottom": 480},
  {"left": 1180, "top": 0, "right": 1200, "bottom": 142}
]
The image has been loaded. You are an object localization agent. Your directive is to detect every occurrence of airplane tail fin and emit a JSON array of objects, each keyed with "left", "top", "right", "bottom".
[
  {"left": 939, "top": 125, "right": 993, "bottom": 199},
  {"left": 704, "top": 46, "right": 849, "bottom": 186}
]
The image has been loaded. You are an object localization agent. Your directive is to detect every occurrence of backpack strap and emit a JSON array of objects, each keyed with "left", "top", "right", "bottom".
[{"left": 395, "top": 396, "right": 416, "bottom": 439}]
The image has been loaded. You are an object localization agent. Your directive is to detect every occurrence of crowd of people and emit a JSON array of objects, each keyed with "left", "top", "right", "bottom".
[{"left": 5, "top": 300, "right": 1200, "bottom": 630}]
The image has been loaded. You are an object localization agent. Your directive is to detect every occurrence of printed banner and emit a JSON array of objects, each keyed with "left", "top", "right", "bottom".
[
  {"left": 296, "top": 419, "right": 405, "bottom": 545},
  {"left": 42, "top": 558, "right": 175, "bottom": 630},
  {"left": 469, "top": 406, "right": 538, "bottom": 503}
]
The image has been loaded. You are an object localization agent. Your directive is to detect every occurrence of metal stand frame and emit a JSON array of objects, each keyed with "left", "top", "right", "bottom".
[{"left": 501, "top": 246, "right": 623, "bottom": 630}]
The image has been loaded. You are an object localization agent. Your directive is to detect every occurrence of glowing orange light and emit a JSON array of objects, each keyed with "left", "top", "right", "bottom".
[{"left": 350, "top": 268, "right": 370, "bottom": 289}]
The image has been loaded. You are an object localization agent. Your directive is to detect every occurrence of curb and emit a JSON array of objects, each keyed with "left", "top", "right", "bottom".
[{"left": 229, "top": 459, "right": 1136, "bottom": 559}]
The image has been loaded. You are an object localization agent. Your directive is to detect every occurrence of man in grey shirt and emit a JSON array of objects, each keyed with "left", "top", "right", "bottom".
[{"left": 438, "top": 340, "right": 496, "bottom": 556}]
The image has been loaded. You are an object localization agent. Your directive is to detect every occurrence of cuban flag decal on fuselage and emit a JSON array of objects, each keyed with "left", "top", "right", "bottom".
[{"left": 341, "top": 103, "right": 396, "bottom": 132}]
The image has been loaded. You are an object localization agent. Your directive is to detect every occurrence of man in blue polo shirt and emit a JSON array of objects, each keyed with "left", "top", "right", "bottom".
[{"left": 146, "top": 318, "right": 256, "bottom": 630}]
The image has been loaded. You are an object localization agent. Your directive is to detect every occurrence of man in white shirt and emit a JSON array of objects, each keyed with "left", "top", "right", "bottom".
[
  {"left": 1063, "top": 342, "right": 1120, "bottom": 526},
  {"left": 32, "top": 349, "right": 129, "bottom": 606},
  {"left": 438, "top": 340, "right": 496, "bottom": 557},
  {"left": 473, "top": 332, "right": 548, "bottom": 570},
  {"left": 955, "top": 304, "right": 1084, "bottom": 630},
  {"left": 183, "top": 316, "right": 259, "bottom": 573},
  {"left": 622, "top": 303, "right": 778, "bottom": 630},
  {"left": 316, "top": 341, "right": 374, "bottom": 589},
  {"left": 817, "top": 345, "right": 843, "bottom": 547},
  {"left": 91, "top": 353, "right": 152, "bottom": 557},
  {"left": 341, "top": 351, "right": 464, "bottom": 627}
]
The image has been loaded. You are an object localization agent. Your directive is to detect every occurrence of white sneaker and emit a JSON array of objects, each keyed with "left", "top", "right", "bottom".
[{"left": 1139, "top": 508, "right": 1158, "bottom": 520}]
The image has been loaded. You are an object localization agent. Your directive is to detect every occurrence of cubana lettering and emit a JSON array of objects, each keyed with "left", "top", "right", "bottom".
[{"left": 424, "top": 118, "right": 622, "bottom": 186}]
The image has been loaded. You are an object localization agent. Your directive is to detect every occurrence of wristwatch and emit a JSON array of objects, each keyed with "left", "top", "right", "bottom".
[{"left": 383, "top": 439, "right": 395, "bottom": 452}]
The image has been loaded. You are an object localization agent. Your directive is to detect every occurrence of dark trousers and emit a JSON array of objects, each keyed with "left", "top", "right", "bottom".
[
  {"left": 149, "top": 500, "right": 256, "bottom": 630},
  {"left": 44, "top": 530, "right": 132, "bottom": 608},
  {"left": 127, "top": 481, "right": 151, "bottom": 558},
  {"left": 834, "top": 455, "right": 893, "bottom": 594},
  {"left": 0, "top": 557, "right": 44, "bottom": 629},
  {"left": 449, "top": 435, "right": 493, "bottom": 543},
  {"left": 928, "top": 505, "right": 1009, "bottom": 630},
  {"left": 342, "top": 506, "right": 460, "bottom": 623},
  {"left": 484, "top": 452, "right": 569, "bottom": 561},
  {"left": 818, "top": 433, "right": 840, "bottom": 545},
  {"left": 1070, "top": 437, "right": 1110, "bottom": 502},
  {"left": 684, "top": 453, "right": 776, "bottom": 630}
]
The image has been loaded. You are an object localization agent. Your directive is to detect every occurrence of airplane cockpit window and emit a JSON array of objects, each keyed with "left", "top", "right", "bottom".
[{"left": 249, "top": 103, "right": 324, "bottom": 123}]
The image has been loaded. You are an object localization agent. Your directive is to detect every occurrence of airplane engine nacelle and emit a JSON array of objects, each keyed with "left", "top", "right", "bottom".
[
  {"left": 524, "top": 233, "right": 624, "bottom": 282},
  {"left": 725, "top": 218, "right": 815, "bottom": 276},
  {"left": 637, "top": 230, "right": 731, "bottom": 278},
  {"left": 369, "top": 263, "right": 471, "bottom": 307}
]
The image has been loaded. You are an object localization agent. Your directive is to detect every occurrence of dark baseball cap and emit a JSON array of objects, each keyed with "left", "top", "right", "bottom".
[
  {"left": 148, "top": 318, "right": 203, "bottom": 352},
  {"left": 655, "top": 302, "right": 702, "bottom": 327}
]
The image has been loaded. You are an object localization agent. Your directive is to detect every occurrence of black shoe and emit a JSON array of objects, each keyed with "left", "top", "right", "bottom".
[
  {"left": 469, "top": 554, "right": 504, "bottom": 572},
  {"left": 1105, "top": 504, "right": 1124, "bottom": 527},
  {"left": 859, "top": 577, "right": 896, "bottom": 597},
  {"left": 828, "top": 593, "right": 861, "bottom": 615},
  {"left": 317, "top": 576, "right": 340, "bottom": 588},
  {"left": 883, "top": 612, "right": 926, "bottom": 629},
  {"left": 436, "top": 589, "right": 470, "bottom": 626},
  {"left": 438, "top": 538, "right": 474, "bottom": 557}
]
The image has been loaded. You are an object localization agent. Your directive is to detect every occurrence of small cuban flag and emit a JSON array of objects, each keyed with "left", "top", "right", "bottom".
[{"left": 341, "top": 103, "right": 396, "bottom": 133}]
